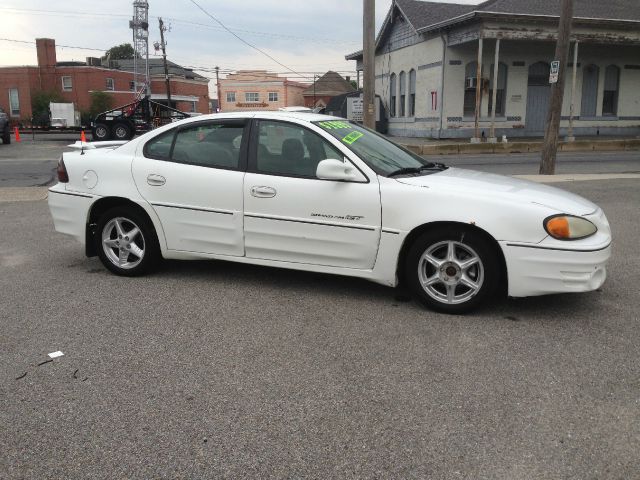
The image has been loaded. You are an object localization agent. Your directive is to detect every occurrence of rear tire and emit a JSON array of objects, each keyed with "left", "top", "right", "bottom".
[
  {"left": 95, "top": 206, "right": 160, "bottom": 276},
  {"left": 2, "top": 128, "right": 10, "bottom": 144},
  {"left": 405, "top": 227, "right": 500, "bottom": 314},
  {"left": 93, "top": 123, "right": 110, "bottom": 141},
  {"left": 112, "top": 122, "right": 132, "bottom": 140}
]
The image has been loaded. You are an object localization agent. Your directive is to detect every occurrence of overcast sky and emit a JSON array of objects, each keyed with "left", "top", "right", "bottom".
[{"left": 0, "top": 0, "right": 483, "bottom": 95}]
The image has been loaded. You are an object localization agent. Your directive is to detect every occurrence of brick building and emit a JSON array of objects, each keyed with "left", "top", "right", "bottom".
[
  {"left": 302, "top": 71, "right": 356, "bottom": 109},
  {"left": 0, "top": 38, "right": 210, "bottom": 123},
  {"left": 218, "top": 71, "right": 309, "bottom": 112}
]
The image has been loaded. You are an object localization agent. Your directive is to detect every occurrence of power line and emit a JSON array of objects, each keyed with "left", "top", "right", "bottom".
[
  {"left": 185, "top": 0, "right": 311, "bottom": 80},
  {"left": 0, "top": 37, "right": 106, "bottom": 52}
]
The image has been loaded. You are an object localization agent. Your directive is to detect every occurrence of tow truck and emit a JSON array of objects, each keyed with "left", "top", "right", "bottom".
[{"left": 91, "top": 89, "right": 190, "bottom": 141}]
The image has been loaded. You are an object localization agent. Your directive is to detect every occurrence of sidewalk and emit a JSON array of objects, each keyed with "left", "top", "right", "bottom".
[{"left": 389, "top": 135, "right": 640, "bottom": 155}]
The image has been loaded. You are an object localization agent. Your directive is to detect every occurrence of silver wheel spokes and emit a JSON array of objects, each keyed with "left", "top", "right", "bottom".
[
  {"left": 418, "top": 240, "right": 484, "bottom": 305},
  {"left": 102, "top": 217, "right": 145, "bottom": 270}
]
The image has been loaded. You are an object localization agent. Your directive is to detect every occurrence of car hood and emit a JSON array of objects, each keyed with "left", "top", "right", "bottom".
[{"left": 396, "top": 167, "right": 598, "bottom": 216}]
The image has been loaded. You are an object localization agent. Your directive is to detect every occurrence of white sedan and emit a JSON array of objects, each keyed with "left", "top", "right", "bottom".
[{"left": 48, "top": 112, "right": 611, "bottom": 313}]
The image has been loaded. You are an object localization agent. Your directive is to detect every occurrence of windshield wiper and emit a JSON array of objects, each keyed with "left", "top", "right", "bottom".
[{"left": 387, "top": 164, "right": 444, "bottom": 177}]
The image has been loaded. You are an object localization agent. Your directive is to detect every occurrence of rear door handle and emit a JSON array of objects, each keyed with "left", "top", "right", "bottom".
[
  {"left": 147, "top": 174, "right": 166, "bottom": 186},
  {"left": 250, "top": 186, "right": 276, "bottom": 198}
]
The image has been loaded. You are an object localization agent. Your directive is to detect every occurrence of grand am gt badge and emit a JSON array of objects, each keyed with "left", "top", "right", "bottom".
[{"left": 311, "top": 213, "right": 364, "bottom": 221}]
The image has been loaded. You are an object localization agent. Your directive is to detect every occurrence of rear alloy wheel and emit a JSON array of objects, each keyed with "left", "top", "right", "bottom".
[
  {"left": 112, "top": 123, "right": 132, "bottom": 140},
  {"left": 93, "top": 123, "right": 110, "bottom": 141},
  {"left": 405, "top": 228, "right": 500, "bottom": 314},
  {"left": 96, "top": 207, "right": 159, "bottom": 276}
]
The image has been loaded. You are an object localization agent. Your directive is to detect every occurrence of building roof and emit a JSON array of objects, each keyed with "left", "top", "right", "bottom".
[
  {"left": 346, "top": 0, "right": 640, "bottom": 59},
  {"left": 111, "top": 58, "right": 208, "bottom": 81},
  {"left": 302, "top": 71, "right": 355, "bottom": 97}
]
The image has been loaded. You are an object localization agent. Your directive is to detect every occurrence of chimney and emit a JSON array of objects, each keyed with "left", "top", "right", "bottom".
[
  {"left": 346, "top": 76, "right": 351, "bottom": 82},
  {"left": 36, "top": 38, "right": 57, "bottom": 68}
]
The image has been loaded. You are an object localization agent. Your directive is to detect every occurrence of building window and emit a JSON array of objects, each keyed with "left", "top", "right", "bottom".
[
  {"left": 62, "top": 76, "right": 73, "bottom": 92},
  {"left": 488, "top": 62, "right": 508, "bottom": 116},
  {"left": 581, "top": 64, "right": 599, "bottom": 117},
  {"left": 268, "top": 92, "right": 278, "bottom": 102},
  {"left": 245, "top": 92, "right": 259, "bottom": 103},
  {"left": 399, "top": 71, "right": 406, "bottom": 117},
  {"left": 106, "top": 78, "right": 114, "bottom": 91},
  {"left": 8, "top": 88, "right": 20, "bottom": 117},
  {"left": 389, "top": 73, "right": 397, "bottom": 117},
  {"left": 189, "top": 101, "right": 196, "bottom": 113},
  {"left": 408, "top": 69, "right": 416, "bottom": 117},
  {"left": 129, "top": 81, "right": 136, "bottom": 91},
  {"left": 603, "top": 65, "right": 620, "bottom": 116},
  {"left": 226, "top": 92, "right": 236, "bottom": 103},
  {"left": 464, "top": 62, "right": 481, "bottom": 117}
]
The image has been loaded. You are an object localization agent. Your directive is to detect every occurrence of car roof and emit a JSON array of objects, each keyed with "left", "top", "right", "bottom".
[{"left": 175, "top": 110, "right": 343, "bottom": 125}]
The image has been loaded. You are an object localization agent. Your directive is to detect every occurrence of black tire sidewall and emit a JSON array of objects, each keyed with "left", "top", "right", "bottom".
[
  {"left": 405, "top": 227, "right": 500, "bottom": 314},
  {"left": 2, "top": 128, "right": 9, "bottom": 144},
  {"left": 95, "top": 206, "right": 160, "bottom": 276},
  {"left": 113, "top": 123, "right": 131, "bottom": 140}
]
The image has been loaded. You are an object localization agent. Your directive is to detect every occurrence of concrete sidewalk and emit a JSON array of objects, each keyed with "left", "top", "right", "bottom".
[{"left": 393, "top": 136, "right": 640, "bottom": 156}]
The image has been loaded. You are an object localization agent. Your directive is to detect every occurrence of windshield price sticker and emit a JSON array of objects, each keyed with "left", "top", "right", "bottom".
[
  {"left": 318, "top": 121, "right": 352, "bottom": 130},
  {"left": 342, "top": 131, "right": 364, "bottom": 145}
]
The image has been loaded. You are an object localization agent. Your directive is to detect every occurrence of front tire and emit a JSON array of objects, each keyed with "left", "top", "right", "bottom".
[
  {"left": 95, "top": 207, "right": 160, "bottom": 276},
  {"left": 2, "top": 128, "right": 10, "bottom": 144},
  {"left": 405, "top": 227, "right": 500, "bottom": 314}
]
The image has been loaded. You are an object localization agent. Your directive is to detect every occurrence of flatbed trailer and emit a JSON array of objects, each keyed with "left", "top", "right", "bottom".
[{"left": 92, "top": 96, "right": 190, "bottom": 141}]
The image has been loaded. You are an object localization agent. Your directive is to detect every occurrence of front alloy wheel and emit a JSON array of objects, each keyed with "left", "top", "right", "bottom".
[{"left": 406, "top": 228, "right": 499, "bottom": 314}]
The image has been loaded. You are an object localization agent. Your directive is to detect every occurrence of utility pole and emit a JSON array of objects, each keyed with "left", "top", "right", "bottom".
[
  {"left": 158, "top": 17, "right": 171, "bottom": 105},
  {"left": 540, "top": 0, "right": 574, "bottom": 174},
  {"left": 215, "top": 66, "right": 220, "bottom": 112},
  {"left": 363, "top": 0, "right": 375, "bottom": 129}
]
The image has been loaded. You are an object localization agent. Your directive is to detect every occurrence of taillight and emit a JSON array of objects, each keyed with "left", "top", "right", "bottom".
[{"left": 57, "top": 157, "right": 69, "bottom": 183}]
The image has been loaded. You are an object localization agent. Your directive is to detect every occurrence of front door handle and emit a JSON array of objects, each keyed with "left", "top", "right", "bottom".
[
  {"left": 251, "top": 186, "right": 276, "bottom": 198},
  {"left": 147, "top": 174, "right": 166, "bottom": 186}
]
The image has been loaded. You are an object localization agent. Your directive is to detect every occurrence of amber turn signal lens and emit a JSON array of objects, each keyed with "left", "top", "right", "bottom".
[{"left": 546, "top": 216, "right": 570, "bottom": 239}]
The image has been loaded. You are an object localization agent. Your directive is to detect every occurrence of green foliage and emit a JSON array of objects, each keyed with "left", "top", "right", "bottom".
[
  {"left": 103, "top": 43, "right": 137, "bottom": 61},
  {"left": 89, "top": 91, "right": 114, "bottom": 119},
  {"left": 31, "top": 90, "right": 64, "bottom": 126},
  {"left": 350, "top": 80, "right": 358, "bottom": 90}
]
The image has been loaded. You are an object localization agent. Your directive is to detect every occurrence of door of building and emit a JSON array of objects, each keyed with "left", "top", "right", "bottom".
[{"left": 525, "top": 62, "right": 551, "bottom": 135}]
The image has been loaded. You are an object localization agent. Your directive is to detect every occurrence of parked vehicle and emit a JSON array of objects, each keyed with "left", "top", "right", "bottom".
[
  {"left": 92, "top": 95, "right": 190, "bottom": 141},
  {"left": 48, "top": 112, "right": 611, "bottom": 313},
  {"left": 0, "top": 107, "right": 10, "bottom": 144},
  {"left": 49, "top": 102, "right": 81, "bottom": 129}
]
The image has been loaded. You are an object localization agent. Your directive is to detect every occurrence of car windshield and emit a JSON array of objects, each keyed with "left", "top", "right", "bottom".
[{"left": 314, "top": 120, "right": 442, "bottom": 177}]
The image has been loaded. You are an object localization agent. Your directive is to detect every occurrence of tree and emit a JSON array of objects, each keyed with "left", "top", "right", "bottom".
[
  {"left": 31, "top": 90, "right": 64, "bottom": 126},
  {"left": 103, "top": 43, "right": 137, "bottom": 61},
  {"left": 89, "top": 91, "right": 114, "bottom": 119},
  {"left": 350, "top": 80, "right": 358, "bottom": 90}
]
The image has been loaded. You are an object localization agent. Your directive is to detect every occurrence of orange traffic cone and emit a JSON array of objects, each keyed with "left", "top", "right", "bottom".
[
  {"left": 80, "top": 130, "right": 86, "bottom": 142},
  {"left": 14, "top": 127, "right": 20, "bottom": 142}
]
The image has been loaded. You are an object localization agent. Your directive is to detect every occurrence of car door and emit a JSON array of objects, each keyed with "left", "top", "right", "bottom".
[
  {"left": 132, "top": 119, "right": 248, "bottom": 256},
  {"left": 243, "top": 119, "right": 381, "bottom": 269}
]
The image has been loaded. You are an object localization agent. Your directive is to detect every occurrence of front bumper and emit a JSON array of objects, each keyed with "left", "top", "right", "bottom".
[{"left": 501, "top": 241, "right": 610, "bottom": 297}]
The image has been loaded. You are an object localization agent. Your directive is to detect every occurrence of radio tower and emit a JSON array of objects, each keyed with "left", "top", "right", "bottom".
[{"left": 129, "top": 0, "right": 150, "bottom": 98}]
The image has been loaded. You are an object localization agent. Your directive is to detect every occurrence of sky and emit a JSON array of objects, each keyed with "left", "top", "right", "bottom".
[{"left": 0, "top": 0, "right": 483, "bottom": 96}]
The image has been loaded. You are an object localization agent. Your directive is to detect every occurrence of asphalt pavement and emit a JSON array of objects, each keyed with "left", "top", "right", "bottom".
[{"left": 1, "top": 178, "right": 639, "bottom": 478}]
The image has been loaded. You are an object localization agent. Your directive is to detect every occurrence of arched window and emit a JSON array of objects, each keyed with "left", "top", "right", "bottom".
[
  {"left": 489, "top": 62, "right": 508, "bottom": 116},
  {"left": 463, "top": 62, "right": 481, "bottom": 116},
  {"left": 603, "top": 65, "right": 620, "bottom": 116},
  {"left": 581, "top": 64, "right": 599, "bottom": 117},
  {"left": 409, "top": 69, "right": 416, "bottom": 117},
  {"left": 390, "top": 73, "right": 397, "bottom": 118},
  {"left": 399, "top": 71, "right": 406, "bottom": 117}
]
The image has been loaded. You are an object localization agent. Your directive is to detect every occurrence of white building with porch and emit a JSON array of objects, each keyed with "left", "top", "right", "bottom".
[{"left": 346, "top": 0, "right": 640, "bottom": 139}]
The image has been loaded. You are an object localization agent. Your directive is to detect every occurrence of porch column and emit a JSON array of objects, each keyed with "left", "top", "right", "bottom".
[
  {"left": 566, "top": 40, "right": 579, "bottom": 141},
  {"left": 472, "top": 37, "right": 483, "bottom": 142},
  {"left": 489, "top": 38, "right": 501, "bottom": 142}
]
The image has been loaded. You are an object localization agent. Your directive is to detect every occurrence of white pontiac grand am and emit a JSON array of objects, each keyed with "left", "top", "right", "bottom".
[{"left": 49, "top": 112, "right": 611, "bottom": 313}]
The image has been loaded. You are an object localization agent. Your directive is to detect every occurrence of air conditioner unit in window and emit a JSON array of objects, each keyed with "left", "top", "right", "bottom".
[{"left": 466, "top": 77, "right": 478, "bottom": 89}]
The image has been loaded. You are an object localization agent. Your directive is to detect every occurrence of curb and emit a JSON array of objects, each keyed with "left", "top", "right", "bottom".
[
  {"left": 405, "top": 138, "right": 640, "bottom": 155},
  {"left": 0, "top": 187, "right": 49, "bottom": 203}
]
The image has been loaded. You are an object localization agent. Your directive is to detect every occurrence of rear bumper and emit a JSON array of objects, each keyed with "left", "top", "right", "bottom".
[
  {"left": 501, "top": 242, "right": 610, "bottom": 297},
  {"left": 48, "top": 185, "right": 94, "bottom": 245}
]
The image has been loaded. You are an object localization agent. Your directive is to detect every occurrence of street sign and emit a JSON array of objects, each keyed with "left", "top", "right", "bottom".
[{"left": 550, "top": 60, "right": 560, "bottom": 84}]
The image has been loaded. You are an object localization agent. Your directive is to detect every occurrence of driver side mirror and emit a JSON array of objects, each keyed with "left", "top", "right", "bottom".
[{"left": 316, "top": 159, "right": 364, "bottom": 182}]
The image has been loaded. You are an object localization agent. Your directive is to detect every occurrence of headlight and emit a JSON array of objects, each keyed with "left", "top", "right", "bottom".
[{"left": 544, "top": 215, "right": 597, "bottom": 240}]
